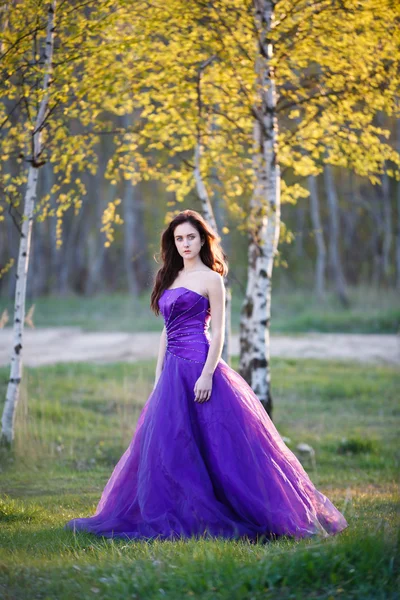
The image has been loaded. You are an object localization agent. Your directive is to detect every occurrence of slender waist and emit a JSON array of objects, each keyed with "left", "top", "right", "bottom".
[{"left": 166, "top": 328, "right": 211, "bottom": 363}]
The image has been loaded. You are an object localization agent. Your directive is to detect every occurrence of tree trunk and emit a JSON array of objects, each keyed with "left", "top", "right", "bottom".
[
  {"left": 323, "top": 164, "right": 349, "bottom": 306},
  {"left": 194, "top": 58, "right": 232, "bottom": 363},
  {"left": 239, "top": 234, "right": 257, "bottom": 383},
  {"left": 246, "top": 0, "right": 281, "bottom": 418},
  {"left": 194, "top": 142, "right": 231, "bottom": 363},
  {"left": 250, "top": 125, "right": 280, "bottom": 419},
  {"left": 308, "top": 174, "right": 326, "bottom": 298},
  {"left": 213, "top": 186, "right": 232, "bottom": 362},
  {"left": 239, "top": 120, "right": 261, "bottom": 383},
  {"left": 1, "top": 1, "right": 56, "bottom": 446}
]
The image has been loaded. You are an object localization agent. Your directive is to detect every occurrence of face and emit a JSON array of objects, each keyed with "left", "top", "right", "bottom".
[{"left": 173, "top": 222, "right": 203, "bottom": 259}]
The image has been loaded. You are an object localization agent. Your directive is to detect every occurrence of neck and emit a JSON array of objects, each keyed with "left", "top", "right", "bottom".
[{"left": 182, "top": 259, "right": 203, "bottom": 272}]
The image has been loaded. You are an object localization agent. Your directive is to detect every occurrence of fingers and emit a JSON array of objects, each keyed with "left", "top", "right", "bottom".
[{"left": 194, "top": 389, "right": 211, "bottom": 403}]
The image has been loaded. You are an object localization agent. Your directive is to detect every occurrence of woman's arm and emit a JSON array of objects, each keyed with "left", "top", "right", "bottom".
[
  {"left": 154, "top": 325, "right": 167, "bottom": 388},
  {"left": 194, "top": 274, "right": 225, "bottom": 402}
]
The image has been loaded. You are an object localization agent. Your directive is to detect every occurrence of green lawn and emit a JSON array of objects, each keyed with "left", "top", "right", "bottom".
[
  {"left": 0, "top": 357, "right": 399, "bottom": 599},
  {"left": 0, "top": 284, "right": 399, "bottom": 333}
]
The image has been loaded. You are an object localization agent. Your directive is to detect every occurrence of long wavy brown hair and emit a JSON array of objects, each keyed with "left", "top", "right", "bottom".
[{"left": 150, "top": 210, "right": 229, "bottom": 315}]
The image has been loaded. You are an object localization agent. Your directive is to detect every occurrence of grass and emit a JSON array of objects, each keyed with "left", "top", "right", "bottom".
[
  {"left": 0, "top": 357, "right": 399, "bottom": 599},
  {"left": 0, "top": 283, "right": 399, "bottom": 333}
]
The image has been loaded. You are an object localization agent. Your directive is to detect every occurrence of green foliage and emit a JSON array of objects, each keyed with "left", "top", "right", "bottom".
[
  {"left": 0, "top": 495, "right": 43, "bottom": 523},
  {"left": 337, "top": 436, "right": 380, "bottom": 455}
]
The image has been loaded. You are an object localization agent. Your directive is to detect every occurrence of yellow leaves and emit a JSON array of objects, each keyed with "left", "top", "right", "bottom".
[
  {"left": 0, "top": 0, "right": 399, "bottom": 237},
  {"left": 288, "top": 110, "right": 300, "bottom": 120},
  {"left": 101, "top": 199, "right": 124, "bottom": 247},
  {"left": 278, "top": 220, "right": 295, "bottom": 246},
  {"left": 281, "top": 181, "right": 310, "bottom": 206},
  {"left": 0, "top": 257, "right": 15, "bottom": 281},
  {"left": 291, "top": 154, "right": 321, "bottom": 178}
]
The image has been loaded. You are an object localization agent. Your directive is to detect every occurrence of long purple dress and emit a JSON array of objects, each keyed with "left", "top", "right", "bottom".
[{"left": 65, "top": 287, "right": 348, "bottom": 541}]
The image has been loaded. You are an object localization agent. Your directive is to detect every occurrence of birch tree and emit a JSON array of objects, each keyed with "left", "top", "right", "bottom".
[
  {"left": 242, "top": 1, "right": 281, "bottom": 415},
  {"left": 0, "top": 0, "right": 128, "bottom": 445},
  {"left": 101, "top": 0, "right": 400, "bottom": 416},
  {"left": 1, "top": 1, "right": 57, "bottom": 446},
  {"left": 194, "top": 56, "right": 232, "bottom": 362},
  {"left": 3, "top": 0, "right": 398, "bottom": 438}
]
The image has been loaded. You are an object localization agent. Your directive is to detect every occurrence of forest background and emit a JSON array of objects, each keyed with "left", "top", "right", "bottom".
[{"left": 0, "top": 1, "right": 399, "bottom": 598}]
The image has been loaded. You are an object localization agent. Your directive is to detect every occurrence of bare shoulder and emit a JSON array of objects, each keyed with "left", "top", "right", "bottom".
[{"left": 205, "top": 271, "right": 225, "bottom": 295}]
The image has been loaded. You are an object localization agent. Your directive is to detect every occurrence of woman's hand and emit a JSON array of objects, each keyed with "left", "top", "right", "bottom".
[{"left": 194, "top": 373, "right": 213, "bottom": 403}]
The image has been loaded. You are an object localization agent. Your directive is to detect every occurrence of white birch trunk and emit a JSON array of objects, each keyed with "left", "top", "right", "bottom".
[
  {"left": 239, "top": 122, "right": 262, "bottom": 381},
  {"left": 194, "top": 142, "right": 231, "bottom": 363},
  {"left": 246, "top": 0, "right": 281, "bottom": 417},
  {"left": 1, "top": 1, "right": 56, "bottom": 446},
  {"left": 238, "top": 235, "right": 257, "bottom": 381}
]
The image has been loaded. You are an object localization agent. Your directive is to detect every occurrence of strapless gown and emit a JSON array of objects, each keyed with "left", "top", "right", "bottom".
[{"left": 65, "top": 287, "right": 348, "bottom": 541}]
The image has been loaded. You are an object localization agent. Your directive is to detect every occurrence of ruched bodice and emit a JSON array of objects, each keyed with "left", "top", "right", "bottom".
[{"left": 159, "top": 287, "right": 211, "bottom": 363}]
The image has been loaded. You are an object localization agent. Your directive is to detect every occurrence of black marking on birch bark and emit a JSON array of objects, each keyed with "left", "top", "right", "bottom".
[
  {"left": 263, "top": 105, "right": 275, "bottom": 116},
  {"left": 243, "top": 298, "right": 254, "bottom": 319},
  {"left": 259, "top": 318, "right": 270, "bottom": 328},
  {"left": 251, "top": 357, "right": 268, "bottom": 370},
  {"left": 241, "top": 340, "right": 251, "bottom": 353},
  {"left": 15, "top": 318, "right": 20, "bottom": 323},
  {"left": 14, "top": 343, "right": 22, "bottom": 354},
  {"left": 9, "top": 377, "right": 22, "bottom": 384},
  {"left": 32, "top": 158, "right": 46, "bottom": 168}
]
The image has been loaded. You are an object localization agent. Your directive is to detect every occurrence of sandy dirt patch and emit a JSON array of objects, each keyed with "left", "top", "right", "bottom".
[{"left": 0, "top": 328, "right": 398, "bottom": 367}]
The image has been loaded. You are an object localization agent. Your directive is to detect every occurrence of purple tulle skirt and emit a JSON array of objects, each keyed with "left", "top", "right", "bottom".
[{"left": 65, "top": 288, "right": 349, "bottom": 542}]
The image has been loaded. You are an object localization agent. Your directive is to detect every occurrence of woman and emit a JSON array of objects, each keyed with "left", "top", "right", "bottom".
[{"left": 65, "top": 209, "right": 349, "bottom": 542}]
